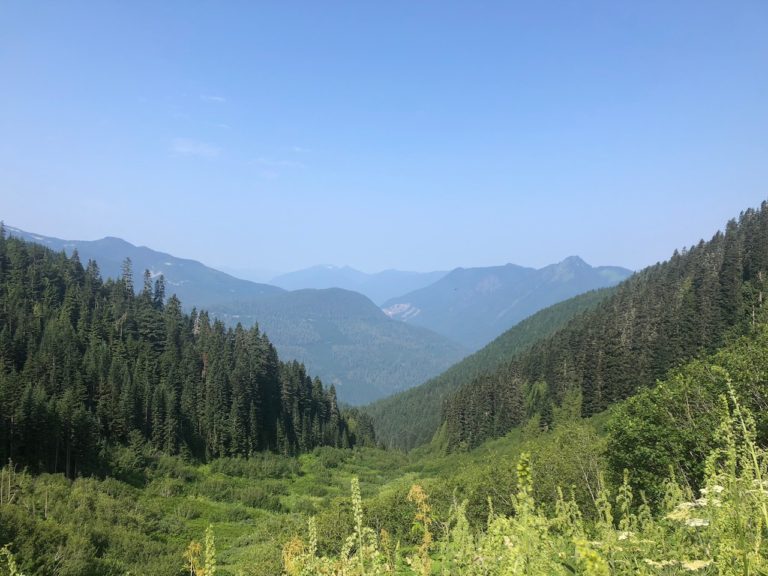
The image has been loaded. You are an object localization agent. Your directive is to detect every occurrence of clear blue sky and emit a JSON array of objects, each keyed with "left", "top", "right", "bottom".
[{"left": 2, "top": 1, "right": 767, "bottom": 277}]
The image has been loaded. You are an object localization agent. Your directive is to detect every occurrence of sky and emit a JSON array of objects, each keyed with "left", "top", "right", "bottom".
[{"left": 1, "top": 1, "right": 767, "bottom": 278}]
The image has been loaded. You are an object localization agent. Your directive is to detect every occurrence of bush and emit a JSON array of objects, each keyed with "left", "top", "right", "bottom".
[
  {"left": 208, "top": 454, "right": 300, "bottom": 480},
  {"left": 152, "top": 455, "right": 200, "bottom": 483},
  {"left": 146, "top": 477, "right": 185, "bottom": 498},
  {"left": 236, "top": 485, "right": 282, "bottom": 512},
  {"left": 196, "top": 477, "right": 235, "bottom": 503},
  {"left": 312, "top": 447, "right": 349, "bottom": 469}
]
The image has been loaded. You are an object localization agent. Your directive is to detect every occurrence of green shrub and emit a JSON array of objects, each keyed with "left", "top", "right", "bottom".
[
  {"left": 209, "top": 454, "right": 300, "bottom": 480},
  {"left": 197, "top": 477, "right": 235, "bottom": 503},
  {"left": 236, "top": 485, "right": 282, "bottom": 511}
]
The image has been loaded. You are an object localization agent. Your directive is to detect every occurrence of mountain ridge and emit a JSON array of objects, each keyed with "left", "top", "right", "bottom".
[
  {"left": 4, "top": 225, "right": 284, "bottom": 307},
  {"left": 207, "top": 287, "right": 469, "bottom": 405},
  {"left": 271, "top": 264, "right": 447, "bottom": 305},
  {"left": 382, "top": 256, "right": 633, "bottom": 350}
]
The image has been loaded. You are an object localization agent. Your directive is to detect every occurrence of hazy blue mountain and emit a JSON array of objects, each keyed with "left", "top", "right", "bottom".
[
  {"left": 208, "top": 288, "right": 468, "bottom": 405},
  {"left": 271, "top": 265, "right": 447, "bottom": 305},
  {"left": 7, "top": 225, "right": 467, "bottom": 405},
  {"left": 4, "top": 226, "right": 283, "bottom": 307},
  {"left": 382, "top": 256, "right": 633, "bottom": 350},
  {"left": 216, "top": 265, "right": 280, "bottom": 284},
  {"left": 272, "top": 266, "right": 367, "bottom": 291}
]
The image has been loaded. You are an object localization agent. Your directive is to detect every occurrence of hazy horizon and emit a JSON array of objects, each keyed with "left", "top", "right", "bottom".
[
  {"left": 2, "top": 2, "right": 767, "bottom": 274},
  {"left": 3, "top": 222, "right": 635, "bottom": 282}
]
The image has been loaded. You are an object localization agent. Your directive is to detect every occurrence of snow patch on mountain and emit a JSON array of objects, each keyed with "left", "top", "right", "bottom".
[{"left": 382, "top": 302, "right": 421, "bottom": 321}]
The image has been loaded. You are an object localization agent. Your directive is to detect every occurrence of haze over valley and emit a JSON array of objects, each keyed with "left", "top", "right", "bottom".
[{"left": 5, "top": 225, "right": 631, "bottom": 403}]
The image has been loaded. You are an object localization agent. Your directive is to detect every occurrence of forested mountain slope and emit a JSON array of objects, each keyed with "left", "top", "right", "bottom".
[
  {"left": 0, "top": 230, "right": 369, "bottom": 477},
  {"left": 443, "top": 202, "right": 768, "bottom": 450},
  {"left": 365, "top": 287, "right": 616, "bottom": 450},
  {"left": 382, "top": 256, "right": 632, "bottom": 350}
]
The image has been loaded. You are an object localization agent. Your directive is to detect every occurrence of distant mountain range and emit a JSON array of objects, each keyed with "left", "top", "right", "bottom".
[
  {"left": 381, "top": 257, "right": 633, "bottom": 350},
  {"left": 6, "top": 224, "right": 632, "bottom": 403},
  {"left": 4, "top": 225, "right": 465, "bottom": 404},
  {"left": 271, "top": 265, "right": 447, "bottom": 305}
]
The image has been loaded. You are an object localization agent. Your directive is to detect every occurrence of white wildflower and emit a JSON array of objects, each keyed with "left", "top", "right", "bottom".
[
  {"left": 682, "top": 559, "right": 713, "bottom": 570},
  {"left": 666, "top": 502, "right": 695, "bottom": 521},
  {"left": 644, "top": 559, "right": 677, "bottom": 568},
  {"left": 700, "top": 485, "right": 725, "bottom": 495},
  {"left": 685, "top": 518, "right": 709, "bottom": 527}
]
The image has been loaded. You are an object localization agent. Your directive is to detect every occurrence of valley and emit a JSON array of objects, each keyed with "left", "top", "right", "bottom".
[
  {"left": 5, "top": 226, "right": 627, "bottom": 404},
  {"left": 2, "top": 3, "right": 767, "bottom": 573},
  {"left": 1, "top": 202, "right": 767, "bottom": 574}
]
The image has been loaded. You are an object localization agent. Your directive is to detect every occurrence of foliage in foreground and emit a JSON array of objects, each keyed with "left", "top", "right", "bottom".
[
  {"left": 4, "top": 322, "right": 768, "bottom": 574},
  {"left": 0, "top": 444, "right": 409, "bottom": 575},
  {"left": 607, "top": 322, "right": 768, "bottom": 503},
  {"left": 284, "top": 389, "right": 768, "bottom": 575}
]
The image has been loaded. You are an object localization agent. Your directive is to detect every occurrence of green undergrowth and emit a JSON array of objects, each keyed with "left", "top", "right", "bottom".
[
  {"left": 0, "top": 410, "right": 611, "bottom": 575},
  {"left": 0, "top": 446, "right": 409, "bottom": 576}
]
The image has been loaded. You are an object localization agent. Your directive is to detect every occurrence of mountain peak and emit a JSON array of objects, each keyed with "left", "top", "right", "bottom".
[
  {"left": 98, "top": 236, "right": 136, "bottom": 248},
  {"left": 560, "top": 255, "right": 588, "bottom": 267}
]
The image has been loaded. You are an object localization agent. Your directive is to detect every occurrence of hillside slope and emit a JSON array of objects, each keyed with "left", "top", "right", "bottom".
[
  {"left": 0, "top": 232, "right": 367, "bottom": 477},
  {"left": 365, "top": 287, "right": 617, "bottom": 449},
  {"left": 443, "top": 202, "right": 768, "bottom": 449}
]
